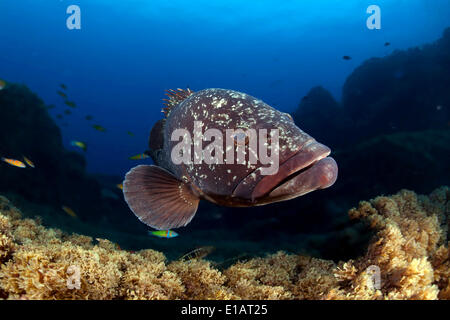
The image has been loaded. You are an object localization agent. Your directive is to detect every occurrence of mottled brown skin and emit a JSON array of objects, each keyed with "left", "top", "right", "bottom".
[
  {"left": 150, "top": 88, "right": 337, "bottom": 207},
  {"left": 124, "top": 88, "right": 338, "bottom": 230}
]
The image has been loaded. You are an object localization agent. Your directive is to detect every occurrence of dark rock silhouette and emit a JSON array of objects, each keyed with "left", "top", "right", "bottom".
[
  {"left": 292, "top": 86, "right": 348, "bottom": 149},
  {"left": 293, "top": 27, "right": 450, "bottom": 148},
  {"left": 0, "top": 84, "right": 141, "bottom": 234}
]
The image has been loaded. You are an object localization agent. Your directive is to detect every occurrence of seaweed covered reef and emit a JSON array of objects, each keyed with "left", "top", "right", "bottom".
[{"left": 0, "top": 186, "right": 448, "bottom": 300}]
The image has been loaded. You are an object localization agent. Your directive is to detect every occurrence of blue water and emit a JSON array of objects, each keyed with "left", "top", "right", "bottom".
[{"left": 0, "top": 0, "right": 449, "bottom": 176}]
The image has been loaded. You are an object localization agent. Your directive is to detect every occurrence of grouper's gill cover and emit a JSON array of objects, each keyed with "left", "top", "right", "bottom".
[{"left": 123, "top": 88, "right": 338, "bottom": 230}]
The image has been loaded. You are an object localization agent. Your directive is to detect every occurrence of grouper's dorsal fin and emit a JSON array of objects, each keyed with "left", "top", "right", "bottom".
[{"left": 161, "top": 88, "right": 194, "bottom": 117}]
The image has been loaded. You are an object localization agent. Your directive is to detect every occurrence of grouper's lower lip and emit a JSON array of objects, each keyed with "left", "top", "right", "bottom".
[
  {"left": 251, "top": 142, "right": 337, "bottom": 201},
  {"left": 267, "top": 157, "right": 338, "bottom": 200}
]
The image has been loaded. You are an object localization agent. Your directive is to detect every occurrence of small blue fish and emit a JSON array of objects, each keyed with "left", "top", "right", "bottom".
[{"left": 148, "top": 230, "right": 178, "bottom": 238}]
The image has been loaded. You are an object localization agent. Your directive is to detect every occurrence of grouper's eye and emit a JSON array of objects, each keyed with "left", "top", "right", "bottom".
[
  {"left": 231, "top": 132, "right": 249, "bottom": 146},
  {"left": 283, "top": 112, "right": 293, "bottom": 121}
]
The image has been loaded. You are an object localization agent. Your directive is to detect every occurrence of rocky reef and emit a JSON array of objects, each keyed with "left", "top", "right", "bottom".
[
  {"left": 293, "top": 27, "right": 450, "bottom": 148},
  {"left": 0, "top": 186, "right": 448, "bottom": 300},
  {"left": 0, "top": 83, "right": 150, "bottom": 238},
  {"left": 261, "top": 28, "right": 450, "bottom": 259},
  {"left": 190, "top": 28, "right": 450, "bottom": 259},
  {"left": 0, "top": 84, "right": 98, "bottom": 210},
  {"left": 292, "top": 86, "right": 345, "bottom": 150}
]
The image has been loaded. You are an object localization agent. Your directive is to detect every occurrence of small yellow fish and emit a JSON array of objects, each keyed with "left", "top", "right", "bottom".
[
  {"left": 129, "top": 153, "right": 150, "bottom": 160},
  {"left": 1, "top": 157, "right": 26, "bottom": 168},
  {"left": 23, "top": 156, "right": 35, "bottom": 168},
  {"left": 64, "top": 100, "right": 76, "bottom": 108},
  {"left": 116, "top": 183, "right": 123, "bottom": 190},
  {"left": 71, "top": 141, "right": 87, "bottom": 151},
  {"left": 127, "top": 131, "right": 134, "bottom": 137},
  {"left": 62, "top": 206, "right": 77, "bottom": 218},
  {"left": 60, "top": 83, "right": 67, "bottom": 90},
  {"left": 0, "top": 79, "right": 7, "bottom": 90},
  {"left": 92, "top": 124, "right": 106, "bottom": 132}
]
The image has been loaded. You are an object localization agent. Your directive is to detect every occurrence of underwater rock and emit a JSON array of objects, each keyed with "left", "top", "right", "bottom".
[
  {"left": 216, "top": 128, "right": 450, "bottom": 261},
  {"left": 0, "top": 84, "right": 95, "bottom": 207},
  {"left": 332, "top": 129, "right": 450, "bottom": 201},
  {"left": 293, "top": 27, "right": 450, "bottom": 147},
  {"left": 0, "top": 186, "right": 447, "bottom": 300},
  {"left": 341, "top": 27, "right": 450, "bottom": 144},
  {"left": 292, "top": 86, "right": 348, "bottom": 149},
  {"left": 282, "top": 29, "right": 450, "bottom": 253},
  {"left": 0, "top": 84, "right": 142, "bottom": 233}
]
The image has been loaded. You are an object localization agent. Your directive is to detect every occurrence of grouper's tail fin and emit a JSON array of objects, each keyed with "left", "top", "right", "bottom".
[{"left": 123, "top": 165, "right": 199, "bottom": 230}]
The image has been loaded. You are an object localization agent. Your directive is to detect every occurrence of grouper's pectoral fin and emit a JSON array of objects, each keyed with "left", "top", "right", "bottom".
[{"left": 123, "top": 165, "right": 199, "bottom": 230}]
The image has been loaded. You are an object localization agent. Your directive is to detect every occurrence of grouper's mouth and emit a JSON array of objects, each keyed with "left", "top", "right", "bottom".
[{"left": 250, "top": 141, "right": 338, "bottom": 203}]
